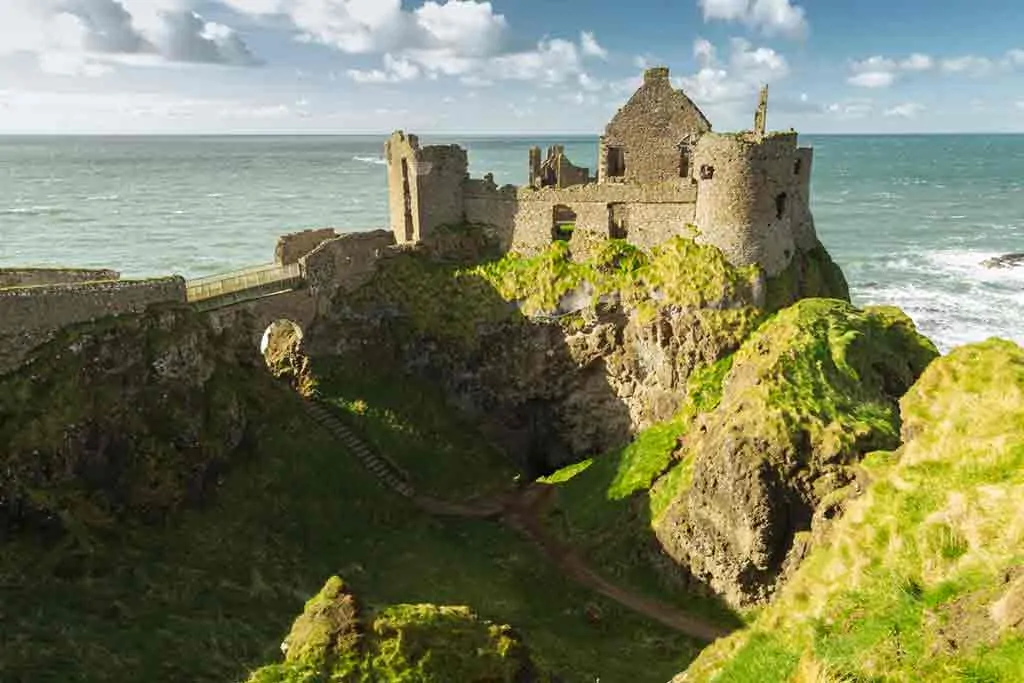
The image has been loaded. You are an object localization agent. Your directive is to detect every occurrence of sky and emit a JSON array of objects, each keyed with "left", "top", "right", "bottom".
[{"left": 1, "top": 0, "right": 1023, "bottom": 134}]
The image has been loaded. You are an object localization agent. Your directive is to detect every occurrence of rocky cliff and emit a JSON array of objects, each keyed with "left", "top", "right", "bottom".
[{"left": 676, "top": 339, "right": 1024, "bottom": 682}]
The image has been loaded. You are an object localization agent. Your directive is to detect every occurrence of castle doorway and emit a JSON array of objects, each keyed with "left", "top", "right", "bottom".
[
  {"left": 608, "top": 203, "right": 628, "bottom": 239},
  {"left": 552, "top": 205, "right": 577, "bottom": 241}
]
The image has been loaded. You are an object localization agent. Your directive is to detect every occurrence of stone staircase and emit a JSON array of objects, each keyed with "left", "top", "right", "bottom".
[{"left": 301, "top": 398, "right": 416, "bottom": 498}]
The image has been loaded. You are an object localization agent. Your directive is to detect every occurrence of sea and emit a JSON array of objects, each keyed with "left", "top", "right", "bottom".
[{"left": 1, "top": 134, "right": 1022, "bottom": 353}]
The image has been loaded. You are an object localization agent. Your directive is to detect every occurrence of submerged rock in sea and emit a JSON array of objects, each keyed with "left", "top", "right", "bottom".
[
  {"left": 247, "top": 576, "right": 546, "bottom": 682},
  {"left": 981, "top": 252, "right": 1024, "bottom": 269}
]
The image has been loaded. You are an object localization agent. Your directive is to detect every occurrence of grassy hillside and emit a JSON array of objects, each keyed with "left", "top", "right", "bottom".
[
  {"left": 679, "top": 339, "right": 1024, "bottom": 681},
  {"left": 0, "top": 354, "right": 700, "bottom": 683}
]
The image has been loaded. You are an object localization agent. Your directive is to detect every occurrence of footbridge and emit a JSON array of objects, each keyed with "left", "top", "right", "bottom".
[{"left": 186, "top": 262, "right": 305, "bottom": 311}]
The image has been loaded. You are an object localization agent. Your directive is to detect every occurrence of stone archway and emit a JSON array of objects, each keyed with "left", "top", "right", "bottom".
[{"left": 261, "top": 319, "right": 305, "bottom": 378}]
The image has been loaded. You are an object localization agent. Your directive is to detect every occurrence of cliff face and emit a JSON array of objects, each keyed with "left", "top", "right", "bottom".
[
  {"left": 654, "top": 300, "right": 938, "bottom": 607},
  {"left": 0, "top": 306, "right": 268, "bottom": 537},
  {"left": 677, "top": 339, "right": 1024, "bottom": 682},
  {"left": 316, "top": 237, "right": 848, "bottom": 474}
]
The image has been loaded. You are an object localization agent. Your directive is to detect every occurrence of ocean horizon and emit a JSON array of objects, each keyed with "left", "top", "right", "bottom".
[{"left": 2, "top": 133, "right": 1022, "bottom": 353}]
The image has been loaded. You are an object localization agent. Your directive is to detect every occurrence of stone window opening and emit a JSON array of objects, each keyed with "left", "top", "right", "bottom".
[
  {"left": 608, "top": 203, "right": 628, "bottom": 239},
  {"left": 678, "top": 148, "right": 690, "bottom": 178},
  {"left": 401, "top": 158, "right": 414, "bottom": 241},
  {"left": 775, "top": 192, "right": 788, "bottom": 220},
  {"left": 700, "top": 164, "right": 715, "bottom": 180},
  {"left": 552, "top": 204, "right": 577, "bottom": 242},
  {"left": 794, "top": 159, "right": 802, "bottom": 176},
  {"left": 606, "top": 146, "right": 625, "bottom": 178}
]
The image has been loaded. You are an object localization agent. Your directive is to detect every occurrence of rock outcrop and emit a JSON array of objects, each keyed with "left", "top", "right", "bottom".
[
  {"left": 981, "top": 252, "right": 1024, "bottom": 269},
  {"left": 0, "top": 306, "right": 268, "bottom": 537},
  {"left": 677, "top": 338, "right": 1024, "bottom": 682},
  {"left": 654, "top": 299, "right": 938, "bottom": 607},
  {"left": 247, "top": 576, "right": 547, "bottom": 682},
  {"left": 317, "top": 237, "right": 848, "bottom": 474}
]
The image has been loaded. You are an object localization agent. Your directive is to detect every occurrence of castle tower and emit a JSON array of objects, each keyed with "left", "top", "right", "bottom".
[{"left": 384, "top": 131, "right": 468, "bottom": 244}]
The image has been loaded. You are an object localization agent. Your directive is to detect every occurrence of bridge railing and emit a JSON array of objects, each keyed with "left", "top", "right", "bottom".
[{"left": 186, "top": 262, "right": 303, "bottom": 303}]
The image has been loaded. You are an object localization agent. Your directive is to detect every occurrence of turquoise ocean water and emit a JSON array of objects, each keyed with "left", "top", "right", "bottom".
[{"left": 1, "top": 134, "right": 1022, "bottom": 352}]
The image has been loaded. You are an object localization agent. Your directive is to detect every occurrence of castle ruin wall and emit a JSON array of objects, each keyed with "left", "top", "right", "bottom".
[
  {"left": 693, "top": 132, "right": 808, "bottom": 276},
  {"left": 600, "top": 68, "right": 711, "bottom": 185},
  {"left": 302, "top": 229, "right": 396, "bottom": 313},
  {"left": 275, "top": 228, "right": 338, "bottom": 265},
  {"left": 0, "top": 276, "right": 187, "bottom": 374},
  {"left": 0, "top": 268, "right": 121, "bottom": 289}
]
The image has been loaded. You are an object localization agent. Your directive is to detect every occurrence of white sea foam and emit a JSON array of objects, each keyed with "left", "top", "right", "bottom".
[
  {"left": 353, "top": 155, "right": 387, "bottom": 166},
  {"left": 0, "top": 205, "right": 62, "bottom": 215},
  {"left": 85, "top": 194, "right": 119, "bottom": 202}
]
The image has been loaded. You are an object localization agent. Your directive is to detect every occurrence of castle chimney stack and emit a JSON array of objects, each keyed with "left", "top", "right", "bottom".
[
  {"left": 644, "top": 66, "right": 671, "bottom": 84},
  {"left": 754, "top": 85, "right": 769, "bottom": 139}
]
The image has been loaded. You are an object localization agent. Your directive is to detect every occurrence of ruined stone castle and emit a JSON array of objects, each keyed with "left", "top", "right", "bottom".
[{"left": 385, "top": 66, "right": 818, "bottom": 277}]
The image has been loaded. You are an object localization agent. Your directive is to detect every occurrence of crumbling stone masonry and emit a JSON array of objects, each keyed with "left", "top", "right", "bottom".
[{"left": 385, "top": 66, "right": 818, "bottom": 277}]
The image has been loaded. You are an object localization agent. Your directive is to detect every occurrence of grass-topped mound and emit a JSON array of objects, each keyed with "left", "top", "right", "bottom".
[
  {"left": 656, "top": 299, "right": 938, "bottom": 606},
  {"left": 540, "top": 299, "right": 938, "bottom": 617},
  {"left": 680, "top": 339, "right": 1024, "bottom": 682},
  {"left": 0, "top": 306, "right": 267, "bottom": 539},
  {"left": 247, "top": 575, "right": 548, "bottom": 682},
  {"left": 346, "top": 237, "right": 765, "bottom": 347}
]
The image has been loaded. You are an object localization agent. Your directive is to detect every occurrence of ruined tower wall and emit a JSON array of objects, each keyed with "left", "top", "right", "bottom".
[
  {"left": 791, "top": 147, "right": 818, "bottom": 251},
  {"left": 275, "top": 228, "right": 338, "bottom": 265},
  {"left": 693, "top": 132, "right": 808, "bottom": 276},
  {"left": 384, "top": 131, "right": 467, "bottom": 245},
  {"left": 600, "top": 68, "right": 712, "bottom": 185}
]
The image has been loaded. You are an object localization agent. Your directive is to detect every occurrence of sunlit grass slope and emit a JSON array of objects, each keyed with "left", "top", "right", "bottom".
[{"left": 680, "top": 339, "right": 1024, "bottom": 682}]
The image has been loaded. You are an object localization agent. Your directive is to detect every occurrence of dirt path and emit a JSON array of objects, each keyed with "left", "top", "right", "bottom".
[
  {"left": 414, "top": 485, "right": 729, "bottom": 643},
  {"left": 299, "top": 390, "right": 728, "bottom": 643}
]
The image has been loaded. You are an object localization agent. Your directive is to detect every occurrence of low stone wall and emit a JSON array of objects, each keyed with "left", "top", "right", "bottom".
[
  {"left": 0, "top": 268, "right": 120, "bottom": 289},
  {"left": 302, "top": 230, "right": 396, "bottom": 312},
  {"left": 275, "top": 228, "right": 338, "bottom": 265},
  {"left": 0, "top": 276, "right": 187, "bottom": 374}
]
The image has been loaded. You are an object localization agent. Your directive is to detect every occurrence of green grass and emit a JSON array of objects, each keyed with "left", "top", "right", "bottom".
[
  {"left": 683, "top": 339, "right": 1024, "bottom": 682},
  {"left": 308, "top": 355, "right": 519, "bottom": 500},
  {"left": 0, "top": 359, "right": 701, "bottom": 683}
]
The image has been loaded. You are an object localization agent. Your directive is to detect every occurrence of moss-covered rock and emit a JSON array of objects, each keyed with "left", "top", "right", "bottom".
[
  {"left": 763, "top": 239, "right": 850, "bottom": 312},
  {"left": 677, "top": 338, "right": 1024, "bottom": 682},
  {"left": 655, "top": 299, "right": 938, "bottom": 607},
  {"left": 247, "top": 576, "right": 547, "bottom": 682},
  {"left": 0, "top": 306, "right": 267, "bottom": 538}
]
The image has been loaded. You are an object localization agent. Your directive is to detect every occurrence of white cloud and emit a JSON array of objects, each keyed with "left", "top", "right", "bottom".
[
  {"left": 580, "top": 31, "right": 608, "bottom": 60},
  {"left": 578, "top": 72, "right": 604, "bottom": 92},
  {"left": 848, "top": 71, "right": 896, "bottom": 88},
  {"left": 347, "top": 53, "right": 421, "bottom": 83},
  {"left": 0, "top": 0, "right": 259, "bottom": 75},
  {"left": 1007, "top": 49, "right": 1024, "bottom": 67},
  {"left": 847, "top": 52, "right": 935, "bottom": 88},
  {"left": 678, "top": 37, "right": 789, "bottom": 106},
  {"left": 698, "top": 0, "right": 808, "bottom": 39},
  {"left": 884, "top": 102, "right": 925, "bottom": 118},
  {"left": 941, "top": 55, "right": 994, "bottom": 76},
  {"left": 900, "top": 53, "right": 934, "bottom": 71},
  {"left": 826, "top": 99, "right": 874, "bottom": 120}
]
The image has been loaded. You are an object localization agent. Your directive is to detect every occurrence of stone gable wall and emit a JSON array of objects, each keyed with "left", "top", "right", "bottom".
[
  {"left": 600, "top": 68, "right": 712, "bottom": 184},
  {"left": 0, "top": 268, "right": 120, "bottom": 289}
]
